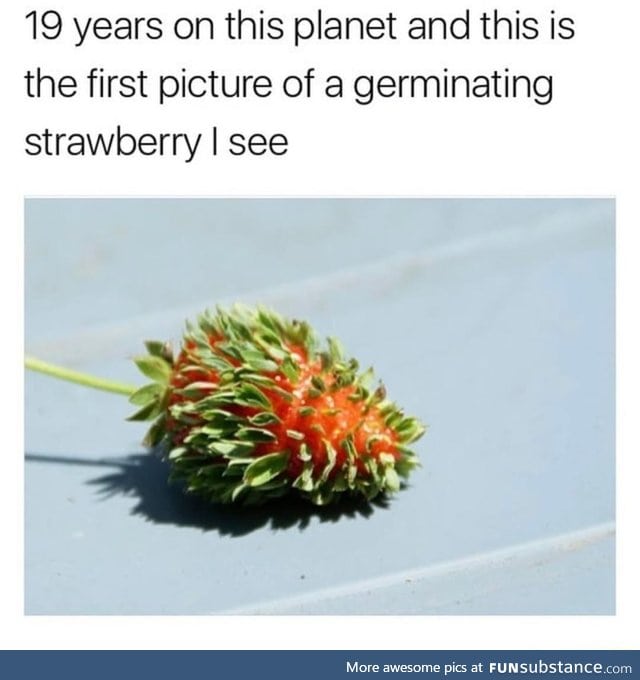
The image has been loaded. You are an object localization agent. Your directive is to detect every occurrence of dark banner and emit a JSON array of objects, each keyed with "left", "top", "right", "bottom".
[{"left": 0, "top": 651, "right": 637, "bottom": 679}]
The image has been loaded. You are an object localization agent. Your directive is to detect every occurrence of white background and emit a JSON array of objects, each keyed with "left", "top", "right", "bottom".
[{"left": 2, "top": 0, "right": 639, "bottom": 649}]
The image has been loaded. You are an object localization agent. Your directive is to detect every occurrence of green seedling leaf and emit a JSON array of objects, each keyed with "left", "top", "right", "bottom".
[
  {"left": 134, "top": 355, "right": 171, "bottom": 383},
  {"left": 243, "top": 452, "right": 289, "bottom": 487}
]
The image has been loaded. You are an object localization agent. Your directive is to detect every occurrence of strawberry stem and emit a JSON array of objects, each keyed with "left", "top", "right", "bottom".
[{"left": 25, "top": 355, "right": 137, "bottom": 397}]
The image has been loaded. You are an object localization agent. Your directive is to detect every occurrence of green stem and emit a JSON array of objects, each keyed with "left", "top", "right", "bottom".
[{"left": 25, "top": 355, "right": 137, "bottom": 397}]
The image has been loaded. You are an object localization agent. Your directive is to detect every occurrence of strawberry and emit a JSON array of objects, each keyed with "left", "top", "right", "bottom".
[{"left": 129, "top": 305, "right": 425, "bottom": 506}]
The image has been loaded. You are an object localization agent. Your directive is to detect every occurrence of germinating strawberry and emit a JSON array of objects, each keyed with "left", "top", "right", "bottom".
[{"left": 128, "top": 305, "right": 425, "bottom": 506}]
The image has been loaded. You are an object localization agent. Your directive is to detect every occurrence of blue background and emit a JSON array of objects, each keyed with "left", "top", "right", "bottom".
[{"left": 24, "top": 198, "right": 615, "bottom": 614}]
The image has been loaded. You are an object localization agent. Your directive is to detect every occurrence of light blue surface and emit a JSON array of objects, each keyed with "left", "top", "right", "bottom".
[{"left": 25, "top": 198, "right": 615, "bottom": 614}]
